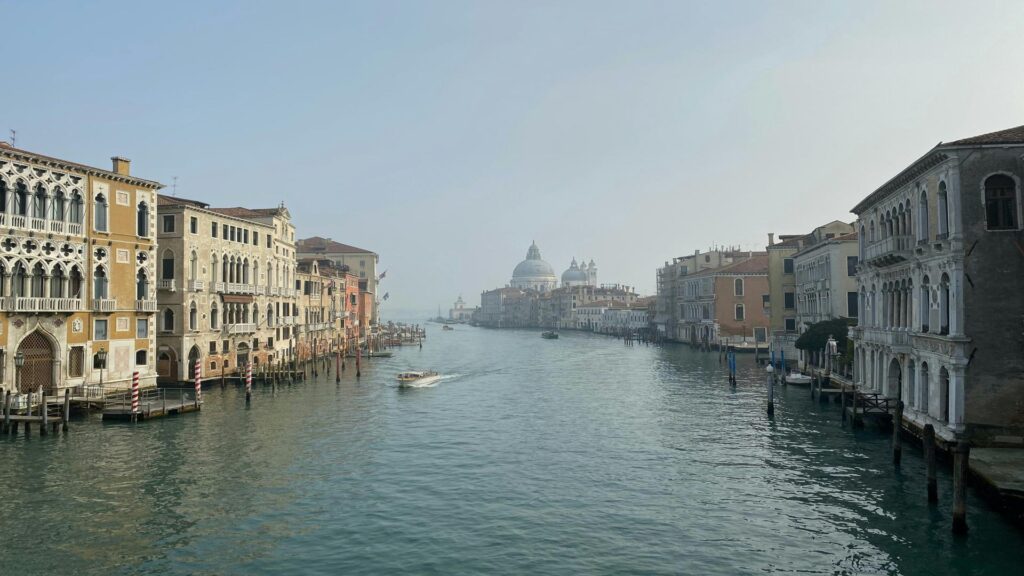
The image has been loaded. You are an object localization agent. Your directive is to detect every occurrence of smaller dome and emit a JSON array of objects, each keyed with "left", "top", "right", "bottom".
[{"left": 562, "top": 258, "right": 588, "bottom": 283}]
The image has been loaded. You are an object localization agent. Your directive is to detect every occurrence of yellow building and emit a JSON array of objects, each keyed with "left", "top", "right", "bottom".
[{"left": 0, "top": 144, "right": 161, "bottom": 393}]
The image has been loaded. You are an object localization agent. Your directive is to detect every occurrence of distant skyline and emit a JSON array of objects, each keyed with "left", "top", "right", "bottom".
[{"left": 4, "top": 0, "right": 1024, "bottom": 315}]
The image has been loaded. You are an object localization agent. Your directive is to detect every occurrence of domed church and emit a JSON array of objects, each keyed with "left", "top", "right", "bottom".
[
  {"left": 511, "top": 241, "right": 558, "bottom": 291},
  {"left": 510, "top": 242, "right": 598, "bottom": 292}
]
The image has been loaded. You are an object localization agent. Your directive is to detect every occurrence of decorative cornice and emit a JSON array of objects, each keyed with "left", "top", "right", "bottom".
[
  {"left": 852, "top": 150, "right": 950, "bottom": 215},
  {"left": 0, "top": 147, "right": 163, "bottom": 190}
]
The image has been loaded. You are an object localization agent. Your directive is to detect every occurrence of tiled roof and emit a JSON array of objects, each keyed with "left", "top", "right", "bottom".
[
  {"left": 691, "top": 253, "right": 769, "bottom": 277},
  {"left": 297, "top": 236, "right": 376, "bottom": 255},
  {"left": 157, "top": 194, "right": 208, "bottom": 208},
  {"left": 945, "top": 124, "right": 1024, "bottom": 146},
  {"left": 209, "top": 207, "right": 265, "bottom": 218}
]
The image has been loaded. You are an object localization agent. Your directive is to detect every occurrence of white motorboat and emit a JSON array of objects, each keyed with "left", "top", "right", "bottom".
[
  {"left": 397, "top": 371, "right": 442, "bottom": 387},
  {"left": 784, "top": 371, "right": 813, "bottom": 385}
]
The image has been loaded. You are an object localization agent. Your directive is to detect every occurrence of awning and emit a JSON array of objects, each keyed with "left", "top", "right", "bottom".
[{"left": 222, "top": 294, "right": 254, "bottom": 304}]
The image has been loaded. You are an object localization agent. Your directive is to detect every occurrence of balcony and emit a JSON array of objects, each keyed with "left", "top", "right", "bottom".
[
  {"left": 92, "top": 298, "right": 116, "bottom": 313},
  {"left": 255, "top": 285, "right": 266, "bottom": 295},
  {"left": 135, "top": 299, "right": 158, "bottom": 312},
  {"left": 864, "top": 235, "right": 913, "bottom": 267},
  {"left": 225, "top": 282, "right": 255, "bottom": 294},
  {"left": 6, "top": 297, "right": 81, "bottom": 313},
  {"left": 269, "top": 286, "right": 280, "bottom": 296},
  {"left": 188, "top": 280, "right": 205, "bottom": 292},
  {"left": 157, "top": 279, "right": 176, "bottom": 291},
  {"left": 282, "top": 316, "right": 295, "bottom": 325},
  {"left": 853, "top": 326, "right": 910, "bottom": 352},
  {"left": 213, "top": 281, "right": 225, "bottom": 293},
  {"left": 0, "top": 213, "right": 85, "bottom": 237},
  {"left": 227, "top": 323, "right": 256, "bottom": 334}
]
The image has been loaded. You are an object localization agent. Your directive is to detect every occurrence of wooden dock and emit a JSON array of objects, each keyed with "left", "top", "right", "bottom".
[{"left": 102, "top": 388, "right": 201, "bottom": 421}]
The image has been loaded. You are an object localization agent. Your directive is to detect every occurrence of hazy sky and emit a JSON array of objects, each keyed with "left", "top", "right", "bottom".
[{"left": 4, "top": 1, "right": 1023, "bottom": 315}]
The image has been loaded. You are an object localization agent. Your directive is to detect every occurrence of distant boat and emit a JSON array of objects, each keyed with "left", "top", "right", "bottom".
[
  {"left": 442, "top": 325, "right": 454, "bottom": 331},
  {"left": 397, "top": 371, "right": 441, "bottom": 387},
  {"left": 541, "top": 331, "right": 559, "bottom": 339}
]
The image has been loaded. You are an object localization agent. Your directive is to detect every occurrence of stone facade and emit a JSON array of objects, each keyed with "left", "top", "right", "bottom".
[
  {"left": 851, "top": 125, "right": 1024, "bottom": 447},
  {"left": 0, "top": 144, "right": 160, "bottom": 392},
  {"left": 296, "top": 236, "right": 379, "bottom": 326},
  {"left": 155, "top": 196, "right": 297, "bottom": 383}
]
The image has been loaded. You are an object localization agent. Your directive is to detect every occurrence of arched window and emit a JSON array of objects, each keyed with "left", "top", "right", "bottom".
[
  {"left": 136, "top": 269, "right": 149, "bottom": 300},
  {"left": 52, "top": 188, "right": 66, "bottom": 221},
  {"left": 189, "top": 302, "right": 198, "bottom": 331},
  {"left": 917, "top": 190, "right": 929, "bottom": 241},
  {"left": 939, "top": 273, "right": 950, "bottom": 335},
  {"left": 734, "top": 278, "right": 744, "bottom": 296},
  {"left": 69, "top": 192, "right": 83, "bottom": 224},
  {"left": 939, "top": 367, "right": 950, "bottom": 422},
  {"left": 0, "top": 179, "right": 7, "bottom": 213},
  {"left": 13, "top": 181, "right": 28, "bottom": 216},
  {"left": 161, "top": 249, "right": 175, "bottom": 280},
  {"left": 985, "top": 174, "right": 1017, "bottom": 230},
  {"left": 190, "top": 251, "right": 198, "bottom": 281},
  {"left": 11, "top": 262, "right": 26, "bottom": 297},
  {"left": 51, "top": 266, "right": 66, "bottom": 298},
  {"left": 163, "top": 308, "right": 175, "bottom": 332},
  {"left": 267, "top": 304, "right": 274, "bottom": 326},
  {"left": 69, "top": 265, "right": 83, "bottom": 298},
  {"left": 137, "top": 202, "right": 149, "bottom": 236},
  {"left": 93, "top": 266, "right": 108, "bottom": 299},
  {"left": 919, "top": 276, "right": 930, "bottom": 333},
  {"left": 32, "top": 184, "right": 47, "bottom": 219},
  {"left": 30, "top": 262, "right": 45, "bottom": 297},
  {"left": 94, "top": 193, "right": 108, "bottom": 232},
  {"left": 859, "top": 225, "right": 866, "bottom": 257},
  {"left": 211, "top": 254, "right": 219, "bottom": 283},
  {"left": 920, "top": 362, "right": 930, "bottom": 415},
  {"left": 907, "top": 361, "right": 917, "bottom": 410},
  {"left": 937, "top": 181, "right": 949, "bottom": 237},
  {"left": 734, "top": 304, "right": 745, "bottom": 321},
  {"left": 211, "top": 303, "right": 219, "bottom": 330}
]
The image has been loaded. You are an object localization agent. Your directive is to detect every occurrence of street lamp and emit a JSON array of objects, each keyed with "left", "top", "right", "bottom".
[
  {"left": 15, "top": 351, "right": 25, "bottom": 394},
  {"left": 97, "top": 347, "right": 107, "bottom": 387}
]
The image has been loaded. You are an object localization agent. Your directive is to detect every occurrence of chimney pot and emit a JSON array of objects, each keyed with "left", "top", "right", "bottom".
[
  {"left": 768, "top": 232, "right": 775, "bottom": 246},
  {"left": 111, "top": 156, "right": 131, "bottom": 176}
]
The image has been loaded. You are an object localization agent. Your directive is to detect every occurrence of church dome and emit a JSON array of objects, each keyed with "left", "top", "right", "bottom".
[
  {"left": 561, "top": 258, "right": 588, "bottom": 284},
  {"left": 511, "top": 241, "right": 557, "bottom": 291}
]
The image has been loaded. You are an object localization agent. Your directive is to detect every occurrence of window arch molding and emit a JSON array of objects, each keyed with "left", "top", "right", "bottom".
[{"left": 980, "top": 171, "right": 1021, "bottom": 231}]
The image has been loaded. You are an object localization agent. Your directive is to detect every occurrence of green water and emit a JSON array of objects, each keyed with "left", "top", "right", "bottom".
[{"left": 1, "top": 326, "right": 1021, "bottom": 575}]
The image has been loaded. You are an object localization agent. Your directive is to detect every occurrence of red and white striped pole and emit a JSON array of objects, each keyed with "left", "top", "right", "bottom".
[
  {"left": 194, "top": 360, "right": 202, "bottom": 406},
  {"left": 245, "top": 361, "right": 252, "bottom": 403},
  {"left": 131, "top": 371, "right": 140, "bottom": 422}
]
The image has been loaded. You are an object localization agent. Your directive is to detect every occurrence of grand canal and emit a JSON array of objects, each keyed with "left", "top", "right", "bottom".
[{"left": 2, "top": 326, "right": 1022, "bottom": 575}]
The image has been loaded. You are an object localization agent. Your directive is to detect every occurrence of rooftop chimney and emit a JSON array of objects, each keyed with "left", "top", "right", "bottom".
[
  {"left": 768, "top": 232, "right": 775, "bottom": 246},
  {"left": 111, "top": 156, "right": 131, "bottom": 176}
]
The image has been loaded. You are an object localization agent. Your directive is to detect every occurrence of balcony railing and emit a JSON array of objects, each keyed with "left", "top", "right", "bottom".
[
  {"left": 6, "top": 296, "right": 81, "bottom": 312},
  {"left": 135, "top": 299, "right": 158, "bottom": 312},
  {"left": 864, "top": 235, "right": 912, "bottom": 267},
  {"left": 213, "top": 281, "right": 225, "bottom": 293},
  {"left": 854, "top": 326, "right": 910, "bottom": 350},
  {"left": 0, "top": 213, "right": 85, "bottom": 236},
  {"left": 227, "top": 323, "right": 256, "bottom": 334},
  {"left": 255, "top": 285, "right": 266, "bottom": 295},
  {"left": 188, "top": 280, "right": 205, "bottom": 292},
  {"left": 282, "top": 316, "right": 295, "bottom": 325},
  {"left": 92, "top": 298, "right": 116, "bottom": 313},
  {"left": 157, "top": 279, "right": 176, "bottom": 291},
  {"left": 225, "top": 282, "right": 255, "bottom": 294},
  {"left": 269, "top": 286, "right": 280, "bottom": 296}
]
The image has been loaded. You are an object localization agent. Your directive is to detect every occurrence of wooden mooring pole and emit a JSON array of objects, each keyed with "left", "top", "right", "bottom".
[
  {"left": 892, "top": 399, "right": 903, "bottom": 466},
  {"left": 952, "top": 442, "right": 970, "bottom": 534},
  {"left": 62, "top": 388, "right": 71, "bottom": 433},
  {"left": 841, "top": 384, "right": 847, "bottom": 424},
  {"left": 924, "top": 424, "right": 938, "bottom": 503},
  {"left": 40, "top": 391, "right": 49, "bottom": 436},
  {"left": 2, "top": 390, "right": 10, "bottom": 433}
]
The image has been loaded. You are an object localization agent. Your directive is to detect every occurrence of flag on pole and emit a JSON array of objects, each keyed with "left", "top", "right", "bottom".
[
  {"left": 382, "top": 292, "right": 390, "bottom": 301},
  {"left": 378, "top": 270, "right": 387, "bottom": 281}
]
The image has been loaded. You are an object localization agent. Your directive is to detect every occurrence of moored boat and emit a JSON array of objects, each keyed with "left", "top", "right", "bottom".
[
  {"left": 541, "top": 331, "right": 559, "bottom": 339},
  {"left": 784, "top": 371, "right": 813, "bottom": 385},
  {"left": 397, "top": 371, "right": 442, "bottom": 387}
]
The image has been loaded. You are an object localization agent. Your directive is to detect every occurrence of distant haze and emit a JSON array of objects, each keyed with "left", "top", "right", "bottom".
[{"left": 4, "top": 1, "right": 1024, "bottom": 315}]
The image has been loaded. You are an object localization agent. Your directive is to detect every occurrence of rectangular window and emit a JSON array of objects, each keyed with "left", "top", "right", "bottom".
[
  {"left": 754, "top": 327, "right": 767, "bottom": 342},
  {"left": 735, "top": 304, "right": 745, "bottom": 321},
  {"left": 783, "top": 258, "right": 794, "bottom": 274},
  {"left": 847, "top": 291, "right": 859, "bottom": 318},
  {"left": 162, "top": 215, "right": 175, "bottom": 233},
  {"left": 222, "top": 224, "right": 229, "bottom": 240},
  {"left": 761, "top": 294, "right": 770, "bottom": 307},
  {"left": 267, "top": 236, "right": 272, "bottom": 248},
  {"left": 137, "top": 318, "right": 149, "bottom": 338},
  {"left": 162, "top": 257, "right": 175, "bottom": 280},
  {"left": 847, "top": 256, "right": 858, "bottom": 276},
  {"left": 212, "top": 222, "right": 218, "bottom": 237},
  {"left": 190, "top": 217, "right": 198, "bottom": 234},
  {"left": 253, "top": 232, "right": 259, "bottom": 246},
  {"left": 229, "top": 226, "right": 236, "bottom": 242},
  {"left": 69, "top": 346, "right": 85, "bottom": 377},
  {"left": 209, "top": 342, "right": 217, "bottom": 354},
  {"left": 784, "top": 292, "right": 795, "bottom": 310},
  {"left": 222, "top": 340, "right": 229, "bottom": 353},
  {"left": 94, "top": 319, "right": 108, "bottom": 341},
  {"left": 243, "top": 230, "right": 249, "bottom": 243},
  {"left": 785, "top": 318, "right": 796, "bottom": 331}
]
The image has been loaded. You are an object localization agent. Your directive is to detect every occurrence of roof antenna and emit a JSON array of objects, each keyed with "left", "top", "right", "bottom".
[
  {"left": 8, "top": 129, "right": 15, "bottom": 146},
  {"left": 171, "top": 176, "right": 178, "bottom": 196}
]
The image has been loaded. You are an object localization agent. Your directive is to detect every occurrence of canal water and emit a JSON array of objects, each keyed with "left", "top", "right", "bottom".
[{"left": 2, "top": 326, "right": 1022, "bottom": 575}]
